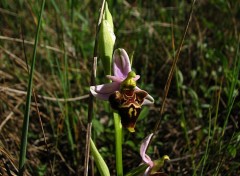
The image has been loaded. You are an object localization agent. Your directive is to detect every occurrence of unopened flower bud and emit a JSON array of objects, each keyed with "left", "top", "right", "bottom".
[{"left": 98, "top": 2, "right": 116, "bottom": 75}]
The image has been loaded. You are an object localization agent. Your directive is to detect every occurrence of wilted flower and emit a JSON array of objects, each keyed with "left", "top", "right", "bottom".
[
  {"left": 140, "top": 133, "right": 170, "bottom": 176},
  {"left": 140, "top": 133, "right": 154, "bottom": 175},
  {"left": 90, "top": 48, "right": 154, "bottom": 132}
]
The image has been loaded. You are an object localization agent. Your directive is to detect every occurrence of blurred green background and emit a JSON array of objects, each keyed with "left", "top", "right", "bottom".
[{"left": 0, "top": 0, "right": 239, "bottom": 175}]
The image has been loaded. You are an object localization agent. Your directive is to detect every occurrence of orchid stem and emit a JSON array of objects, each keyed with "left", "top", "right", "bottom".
[{"left": 114, "top": 112, "right": 123, "bottom": 176}]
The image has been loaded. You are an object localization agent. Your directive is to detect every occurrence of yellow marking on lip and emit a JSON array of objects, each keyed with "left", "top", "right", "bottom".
[
  {"left": 128, "top": 107, "right": 133, "bottom": 118},
  {"left": 128, "top": 107, "right": 138, "bottom": 119},
  {"left": 134, "top": 108, "right": 137, "bottom": 116},
  {"left": 128, "top": 127, "right": 135, "bottom": 133}
]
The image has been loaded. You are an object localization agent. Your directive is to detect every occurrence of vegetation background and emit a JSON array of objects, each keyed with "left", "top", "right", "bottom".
[{"left": 0, "top": 0, "right": 239, "bottom": 175}]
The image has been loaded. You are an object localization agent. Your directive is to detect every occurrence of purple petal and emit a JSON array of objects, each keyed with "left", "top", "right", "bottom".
[
  {"left": 134, "top": 75, "right": 140, "bottom": 81},
  {"left": 135, "top": 87, "right": 154, "bottom": 105},
  {"left": 140, "top": 133, "right": 154, "bottom": 168},
  {"left": 106, "top": 75, "right": 124, "bottom": 83},
  {"left": 113, "top": 48, "right": 131, "bottom": 79},
  {"left": 107, "top": 75, "right": 140, "bottom": 83},
  {"left": 90, "top": 82, "right": 120, "bottom": 100}
]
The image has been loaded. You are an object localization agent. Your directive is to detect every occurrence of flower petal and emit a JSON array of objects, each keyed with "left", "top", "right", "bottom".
[
  {"left": 106, "top": 75, "right": 124, "bottom": 83},
  {"left": 106, "top": 74, "right": 139, "bottom": 84},
  {"left": 135, "top": 87, "right": 154, "bottom": 105},
  {"left": 134, "top": 75, "right": 140, "bottom": 81},
  {"left": 113, "top": 48, "right": 131, "bottom": 79},
  {"left": 140, "top": 133, "right": 154, "bottom": 168},
  {"left": 90, "top": 82, "right": 120, "bottom": 100},
  {"left": 143, "top": 94, "right": 155, "bottom": 105}
]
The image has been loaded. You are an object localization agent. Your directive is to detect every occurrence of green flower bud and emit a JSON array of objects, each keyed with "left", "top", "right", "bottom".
[
  {"left": 98, "top": 2, "right": 115, "bottom": 75},
  {"left": 103, "top": 2, "right": 113, "bottom": 29}
]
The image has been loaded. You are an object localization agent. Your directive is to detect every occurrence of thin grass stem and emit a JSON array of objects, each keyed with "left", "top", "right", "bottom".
[
  {"left": 153, "top": 0, "right": 196, "bottom": 134},
  {"left": 200, "top": 108, "right": 212, "bottom": 176},
  {"left": 18, "top": 0, "right": 45, "bottom": 175},
  {"left": 222, "top": 38, "right": 240, "bottom": 136},
  {"left": 84, "top": 1, "right": 106, "bottom": 175}
]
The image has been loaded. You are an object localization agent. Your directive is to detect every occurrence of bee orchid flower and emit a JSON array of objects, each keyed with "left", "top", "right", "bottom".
[{"left": 90, "top": 48, "right": 154, "bottom": 132}]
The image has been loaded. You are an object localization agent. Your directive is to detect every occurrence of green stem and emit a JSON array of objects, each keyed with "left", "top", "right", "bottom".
[
  {"left": 18, "top": 0, "right": 45, "bottom": 175},
  {"left": 113, "top": 112, "right": 123, "bottom": 176}
]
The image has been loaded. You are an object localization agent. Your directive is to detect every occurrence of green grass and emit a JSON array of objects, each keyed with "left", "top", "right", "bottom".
[
  {"left": 18, "top": 1, "right": 45, "bottom": 175},
  {"left": 0, "top": 0, "right": 239, "bottom": 175}
]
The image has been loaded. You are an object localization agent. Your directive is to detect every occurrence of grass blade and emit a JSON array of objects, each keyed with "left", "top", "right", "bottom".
[
  {"left": 18, "top": 0, "right": 45, "bottom": 175},
  {"left": 222, "top": 39, "right": 240, "bottom": 136},
  {"left": 90, "top": 138, "right": 110, "bottom": 176}
]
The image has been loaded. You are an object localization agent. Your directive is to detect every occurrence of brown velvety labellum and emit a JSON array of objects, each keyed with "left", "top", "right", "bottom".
[{"left": 109, "top": 89, "right": 147, "bottom": 129}]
